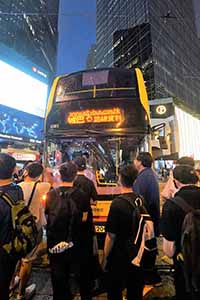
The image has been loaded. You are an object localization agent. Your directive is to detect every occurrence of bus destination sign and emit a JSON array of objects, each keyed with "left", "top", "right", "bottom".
[{"left": 67, "top": 107, "right": 123, "bottom": 124}]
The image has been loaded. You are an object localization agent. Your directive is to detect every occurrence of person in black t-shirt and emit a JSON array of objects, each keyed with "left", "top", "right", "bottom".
[
  {"left": 45, "top": 161, "right": 94, "bottom": 300},
  {"left": 74, "top": 156, "right": 99, "bottom": 286},
  {"left": 0, "top": 153, "right": 23, "bottom": 300},
  {"left": 102, "top": 165, "right": 144, "bottom": 300},
  {"left": 161, "top": 165, "right": 200, "bottom": 300},
  {"left": 74, "top": 156, "right": 98, "bottom": 206}
]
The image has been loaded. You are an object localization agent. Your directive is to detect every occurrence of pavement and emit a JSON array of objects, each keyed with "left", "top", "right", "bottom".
[
  {"left": 11, "top": 238, "right": 175, "bottom": 300},
  {"left": 12, "top": 180, "right": 176, "bottom": 299}
]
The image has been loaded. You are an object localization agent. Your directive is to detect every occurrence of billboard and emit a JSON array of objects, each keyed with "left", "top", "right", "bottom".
[
  {"left": 0, "top": 59, "right": 48, "bottom": 118},
  {"left": 0, "top": 56, "right": 48, "bottom": 142},
  {"left": 0, "top": 104, "right": 43, "bottom": 142}
]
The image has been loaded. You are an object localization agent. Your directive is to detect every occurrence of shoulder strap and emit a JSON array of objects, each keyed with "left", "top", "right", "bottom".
[
  {"left": 171, "top": 196, "right": 193, "bottom": 213},
  {"left": 118, "top": 193, "right": 143, "bottom": 209},
  {"left": 0, "top": 191, "right": 15, "bottom": 207},
  {"left": 27, "top": 181, "right": 40, "bottom": 208}
]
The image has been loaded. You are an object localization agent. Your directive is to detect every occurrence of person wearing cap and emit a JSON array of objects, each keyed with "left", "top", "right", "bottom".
[
  {"left": 74, "top": 156, "right": 98, "bottom": 290},
  {"left": 161, "top": 156, "right": 195, "bottom": 202},
  {"left": 161, "top": 165, "right": 200, "bottom": 300},
  {"left": 74, "top": 156, "right": 98, "bottom": 205}
]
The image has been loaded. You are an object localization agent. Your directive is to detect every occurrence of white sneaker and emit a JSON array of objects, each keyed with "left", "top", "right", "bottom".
[{"left": 49, "top": 241, "right": 73, "bottom": 254}]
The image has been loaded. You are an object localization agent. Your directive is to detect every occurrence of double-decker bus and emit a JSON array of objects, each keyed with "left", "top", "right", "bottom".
[{"left": 44, "top": 67, "right": 151, "bottom": 241}]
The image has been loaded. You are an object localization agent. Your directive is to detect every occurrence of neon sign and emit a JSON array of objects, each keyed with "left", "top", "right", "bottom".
[{"left": 67, "top": 108, "right": 123, "bottom": 124}]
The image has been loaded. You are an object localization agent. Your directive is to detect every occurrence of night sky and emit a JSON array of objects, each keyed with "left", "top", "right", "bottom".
[{"left": 56, "top": 0, "right": 96, "bottom": 75}]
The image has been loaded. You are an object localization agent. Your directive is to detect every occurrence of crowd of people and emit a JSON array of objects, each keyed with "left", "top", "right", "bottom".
[{"left": 0, "top": 152, "right": 200, "bottom": 300}]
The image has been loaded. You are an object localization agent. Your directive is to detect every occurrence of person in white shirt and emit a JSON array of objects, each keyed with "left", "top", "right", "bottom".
[{"left": 16, "top": 162, "right": 51, "bottom": 300}]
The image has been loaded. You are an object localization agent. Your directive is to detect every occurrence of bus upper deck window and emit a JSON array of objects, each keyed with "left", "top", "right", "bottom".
[{"left": 82, "top": 70, "right": 109, "bottom": 86}]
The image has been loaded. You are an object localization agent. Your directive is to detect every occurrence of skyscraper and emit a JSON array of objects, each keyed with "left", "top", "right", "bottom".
[
  {"left": 0, "top": 0, "right": 59, "bottom": 76},
  {"left": 113, "top": 24, "right": 154, "bottom": 99},
  {"left": 86, "top": 44, "right": 97, "bottom": 69},
  {"left": 96, "top": 0, "right": 200, "bottom": 159},
  {"left": 0, "top": 1, "right": 59, "bottom": 158},
  {"left": 96, "top": 0, "right": 149, "bottom": 68},
  {"left": 96, "top": 0, "right": 200, "bottom": 114}
]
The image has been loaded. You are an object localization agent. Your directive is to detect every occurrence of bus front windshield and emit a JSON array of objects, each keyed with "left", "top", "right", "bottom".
[{"left": 46, "top": 136, "right": 148, "bottom": 187}]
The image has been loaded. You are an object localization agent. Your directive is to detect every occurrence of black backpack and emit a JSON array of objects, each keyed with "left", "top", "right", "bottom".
[
  {"left": 48, "top": 188, "right": 79, "bottom": 243},
  {"left": 119, "top": 194, "right": 157, "bottom": 267},
  {"left": 171, "top": 196, "right": 200, "bottom": 292}
]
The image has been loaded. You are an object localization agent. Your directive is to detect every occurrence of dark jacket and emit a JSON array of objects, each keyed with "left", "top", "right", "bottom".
[{"left": 161, "top": 185, "right": 200, "bottom": 254}]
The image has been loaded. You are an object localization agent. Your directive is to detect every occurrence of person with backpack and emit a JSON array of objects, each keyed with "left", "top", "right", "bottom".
[
  {"left": 45, "top": 161, "right": 94, "bottom": 300},
  {"left": 133, "top": 152, "right": 161, "bottom": 286},
  {"left": 161, "top": 165, "right": 200, "bottom": 300},
  {"left": 16, "top": 162, "right": 51, "bottom": 300},
  {"left": 102, "top": 165, "right": 145, "bottom": 300},
  {"left": 74, "top": 156, "right": 98, "bottom": 205},
  {"left": 0, "top": 153, "right": 24, "bottom": 300},
  {"left": 73, "top": 156, "right": 100, "bottom": 291}
]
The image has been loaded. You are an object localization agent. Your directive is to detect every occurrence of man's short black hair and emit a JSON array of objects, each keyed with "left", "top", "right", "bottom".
[
  {"left": 74, "top": 156, "right": 86, "bottom": 171},
  {"left": 59, "top": 161, "right": 77, "bottom": 182},
  {"left": 26, "top": 162, "right": 44, "bottom": 179},
  {"left": 119, "top": 165, "right": 138, "bottom": 188},
  {"left": 173, "top": 165, "right": 198, "bottom": 184},
  {"left": 176, "top": 156, "right": 195, "bottom": 167},
  {"left": 136, "top": 152, "right": 153, "bottom": 168},
  {"left": 0, "top": 153, "right": 16, "bottom": 179}
]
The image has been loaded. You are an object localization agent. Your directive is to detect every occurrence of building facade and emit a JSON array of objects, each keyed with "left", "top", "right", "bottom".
[
  {"left": 96, "top": 0, "right": 200, "bottom": 159},
  {"left": 150, "top": 98, "right": 200, "bottom": 160},
  {"left": 0, "top": 0, "right": 59, "bottom": 77},
  {"left": 96, "top": 0, "right": 149, "bottom": 68},
  {"left": 86, "top": 44, "right": 97, "bottom": 69},
  {"left": 0, "top": 0, "right": 58, "bottom": 160},
  {"left": 113, "top": 24, "right": 154, "bottom": 100},
  {"left": 96, "top": 0, "right": 200, "bottom": 115}
]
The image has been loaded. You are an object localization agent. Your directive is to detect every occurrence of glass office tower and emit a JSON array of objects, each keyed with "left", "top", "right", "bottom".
[
  {"left": 96, "top": 0, "right": 200, "bottom": 114},
  {"left": 0, "top": 0, "right": 59, "bottom": 76}
]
